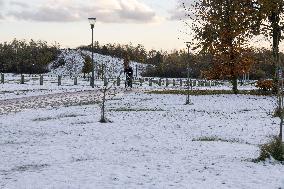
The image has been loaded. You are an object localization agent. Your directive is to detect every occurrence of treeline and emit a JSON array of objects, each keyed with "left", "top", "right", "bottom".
[
  {"left": 0, "top": 39, "right": 282, "bottom": 80},
  {"left": 79, "top": 42, "right": 148, "bottom": 63},
  {"left": 0, "top": 39, "right": 60, "bottom": 74},
  {"left": 143, "top": 48, "right": 284, "bottom": 80},
  {"left": 79, "top": 42, "right": 198, "bottom": 78},
  {"left": 79, "top": 42, "right": 283, "bottom": 80}
]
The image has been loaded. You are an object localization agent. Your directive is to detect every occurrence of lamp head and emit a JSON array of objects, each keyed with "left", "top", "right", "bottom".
[
  {"left": 186, "top": 42, "right": 190, "bottom": 48},
  {"left": 88, "top": 18, "right": 96, "bottom": 28}
]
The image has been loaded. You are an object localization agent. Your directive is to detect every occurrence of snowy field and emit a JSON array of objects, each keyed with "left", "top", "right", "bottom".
[{"left": 0, "top": 79, "right": 284, "bottom": 189}]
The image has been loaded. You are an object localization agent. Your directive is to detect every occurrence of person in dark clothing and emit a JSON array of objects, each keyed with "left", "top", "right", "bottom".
[{"left": 124, "top": 65, "right": 133, "bottom": 88}]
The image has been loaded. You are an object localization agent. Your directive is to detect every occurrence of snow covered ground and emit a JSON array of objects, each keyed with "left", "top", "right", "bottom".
[{"left": 0, "top": 81, "right": 284, "bottom": 188}]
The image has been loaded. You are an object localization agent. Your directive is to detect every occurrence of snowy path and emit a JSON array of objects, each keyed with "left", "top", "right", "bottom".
[
  {"left": 0, "top": 88, "right": 141, "bottom": 115},
  {"left": 0, "top": 90, "right": 101, "bottom": 115}
]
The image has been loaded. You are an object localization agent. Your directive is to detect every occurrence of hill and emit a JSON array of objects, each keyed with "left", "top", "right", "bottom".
[{"left": 48, "top": 49, "right": 147, "bottom": 77}]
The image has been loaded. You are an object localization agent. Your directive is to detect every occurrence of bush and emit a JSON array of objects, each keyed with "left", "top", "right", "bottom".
[
  {"left": 256, "top": 80, "right": 273, "bottom": 92},
  {"left": 51, "top": 58, "right": 65, "bottom": 69},
  {"left": 273, "top": 107, "right": 284, "bottom": 118},
  {"left": 253, "top": 70, "right": 267, "bottom": 80},
  {"left": 257, "top": 137, "right": 284, "bottom": 162}
]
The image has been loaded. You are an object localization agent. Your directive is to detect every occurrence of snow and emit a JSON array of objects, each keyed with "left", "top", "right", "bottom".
[
  {"left": 49, "top": 49, "right": 147, "bottom": 78},
  {"left": 0, "top": 51, "right": 280, "bottom": 189},
  {"left": 0, "top": 79, "right": 284, "bottom": 189}
]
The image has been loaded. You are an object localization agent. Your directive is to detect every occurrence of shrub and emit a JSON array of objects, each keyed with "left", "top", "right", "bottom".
[
  {"left": 273, "top": 107, "right": 284, "bottom": 118},
  {"left": 256, "top": 80, "right": 273, "bottom": 92},
  {"left": 257, "top": 136, "right": 284, "bottom": 162},
  {"left": 253, "top": 70, "right": 267, "bottom": 80}
]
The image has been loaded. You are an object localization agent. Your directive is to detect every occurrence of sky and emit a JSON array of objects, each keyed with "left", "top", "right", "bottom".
[{"left": 0, "top": 0, "right": 190, "bottom": 51}]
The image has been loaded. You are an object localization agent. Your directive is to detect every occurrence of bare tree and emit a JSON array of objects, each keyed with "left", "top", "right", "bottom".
[
  {"left": 98, "top": 66, "right": 123, "bottom": 123},
  {"left": 99, "top": 83, "right": 115, "bottom": 123}
]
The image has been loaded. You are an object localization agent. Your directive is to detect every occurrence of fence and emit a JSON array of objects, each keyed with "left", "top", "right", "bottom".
[{"left": 0, "top": 73, "right": 224, "bottom": 88}]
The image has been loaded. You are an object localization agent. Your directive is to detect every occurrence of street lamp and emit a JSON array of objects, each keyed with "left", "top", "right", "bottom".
[
  {"left": 88, "top": 17, "right": 96, "bottom": 88},
  {"left": 185, "top": 42, "right": 192, "bottom": 105}
]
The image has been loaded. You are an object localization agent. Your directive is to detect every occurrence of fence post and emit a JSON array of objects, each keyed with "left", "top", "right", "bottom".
[
  {"left": 20, "top": 75, "right": 25, "bottom": 84},
  {"left": 149, "top": 78, "right": 153, "bottom": 86},
  {"left": 186, "top": 79, "right": 189, "bottom": 88},
  {"left": 139, "top": 78, "right": 143, "bottom": 86},
  {"left": 117, "top": 77, "right": 120, "bottom": 86},
  {"left": 158, "top": 78, "right": 162, "bottom": 86},
  {"left": 173, "top": 79, "right": 175, "bottom": 87},
  {"left": 90, "top": 77, "right": 93, "bottom": 86},
  {"left": 180, "top": 79, "right": 183, "bottom": 86},
  {"left": 101, "top": 64, "right": 104, "bottom": 80},
  {"left": 166, "top": 79, "right": 169, "bottom": 87},
  {"left": 1, "top": 73, "right": 4, "bottom": 84},
  {"left": 104, "top": 77, "right": 108, "bottom": 86},
  {"left": 40, "top": 75, "right": 43, "bottom": 85},
  {"left": 74, "top": 77, "right": 78, "bottom": 85},
  {"left": 58, "top": 76, "right": 62, "bottom": 86}
]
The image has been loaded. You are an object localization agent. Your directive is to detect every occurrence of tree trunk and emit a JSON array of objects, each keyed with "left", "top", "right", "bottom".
[
  {"left": 230, "top": 54, "right": 238, "bottom": 94},
  {"left": 232, "top": 76, "right": 238, "bottom": 94},
  {"left": 100, "top": 88, "right": 107, "bottom": 123},
  {"left": 269, "top": 12, "right": 283, "bottom": 142},
  {"left": 271, "top": 12, "right": 281, "bottom": 94},
  {"left": 280, "top": 110, "right": 283, "bottom": 141}
]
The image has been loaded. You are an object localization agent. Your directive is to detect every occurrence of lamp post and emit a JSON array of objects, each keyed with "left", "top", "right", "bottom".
[
  {"left": 88, "top": 17, "right": 96, "bottom": 88},
  {"left": 185, "top": 42, "right": 192, "bottom": 105}
]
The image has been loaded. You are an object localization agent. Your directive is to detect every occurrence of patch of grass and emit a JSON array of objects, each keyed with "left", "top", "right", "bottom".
[
  {"left": 255, "top": 136, "right": 284, "bottom": 162},
  {"left": 272, "top": 107, "right": 284, "bottom": 118},
  {"left": 0, "top": 89, "right": 48, "bottom": 95},
  {"left": 11, "top": 164, "right": 49, "bottom": 172},
  {"left": 147, "top": 89, "right": 272, "bottom": 96},
  {"left": 77, "top": 100, "right": 100, "bottom": 106},
  {"left": 0, "top": 91, "right": 14, "bottom": 94},
  {"left": 33, "top": 117, "right": 54, "bottom": 122},
  {"left": 71, "top": 121, "right": 93, "bottom": 125},
  {"left": 192, "top": 136, "right": 243, "bottom": 143},
  {"left": 0, "top": 141, "right": 28, "bottom": 146},
  {"left": 109, "top": 107, "right": 164, "bottom": 112},
  {"left": 33, "top": 113, "right": 85, "bottom": 122}
]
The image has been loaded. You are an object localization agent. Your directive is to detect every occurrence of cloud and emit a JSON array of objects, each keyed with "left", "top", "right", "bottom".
[
  {"left": 10, "top": 6, "right": 81, "bottom": 22},
  {"left": 7, "top": 0, "right": 158, "bottom": 23},
  {"left": 168, "top": 8, "right": 186, "bottom": 21},
  {"left": 117, "top": 0, "right": 156, "bottom": 23},
  {"left": 9, "top": 1, "right": 30, "bottom": 8},
  {"left": 0, "top": 0, "right": 4, "bottom": 19},
  {"left": 168, "top": 0, "right": 195, "bottom": 21}
]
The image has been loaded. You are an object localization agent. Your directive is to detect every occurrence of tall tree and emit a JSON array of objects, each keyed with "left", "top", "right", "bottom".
[
  {"left": 183, "top": 0, "right": 258, "bottom": 94},
  {"left": 255, "top": 0, "right": 284, "bottom": 94},
  {"left": 253, "top": 0, "right": 284, "bottom": 142}
]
